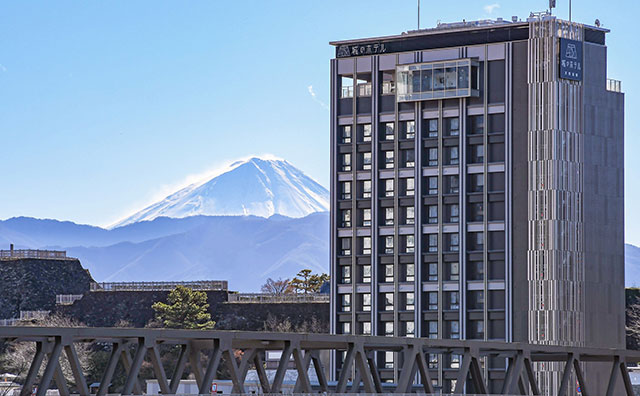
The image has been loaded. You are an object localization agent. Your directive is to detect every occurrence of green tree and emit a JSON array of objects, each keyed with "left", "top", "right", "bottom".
[
  {"left": 152, "top": 286, "right": 215, "bottom": 330},
  {"left": 290, "top": 269, "right": 329, "bottom": 294}
]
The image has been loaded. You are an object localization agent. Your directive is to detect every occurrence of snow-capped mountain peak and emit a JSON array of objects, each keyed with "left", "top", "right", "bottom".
[{"left": 112, "top": 157, "right": 329, "bottom": 228}]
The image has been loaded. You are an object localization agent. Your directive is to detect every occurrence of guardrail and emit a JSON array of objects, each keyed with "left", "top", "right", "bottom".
[
  {"left": 227, "top": 293, "right": 329, "bottom": 303},
  {"left": 0, "top": 249, "right": 70, "bottom": 260},
  {"left": 55, "top": 294, "right": 84, "bottom": 305},
  {"left": 607, "top": 78, "right": 622, "bottom": 92},
  {"left": 1, "top": 326, "right": 638, "bottom": 396},
  {"left": 90, "top": 280, "right": 228, "bottom": 292}
]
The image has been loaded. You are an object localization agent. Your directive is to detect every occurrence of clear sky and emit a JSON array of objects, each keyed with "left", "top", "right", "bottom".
[{"left": 1, "top": 1, "right": 640, "bottom": 240}]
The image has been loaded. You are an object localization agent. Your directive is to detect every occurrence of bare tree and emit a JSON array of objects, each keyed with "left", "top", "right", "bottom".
[
  {"left": 261, "top": 277, "right": 293, "bottom": 295},
  {"left": 0, "top": 314, "right": 92, "bottom": 389},
  {"left": 627, "top": 302, "right": 640, "bottom": 349}
]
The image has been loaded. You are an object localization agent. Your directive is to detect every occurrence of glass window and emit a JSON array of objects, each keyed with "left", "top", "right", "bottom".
[
  {"left": 341, "top": 76, "right": 354, "bottom": 98},
  {"left": 362, "top": 180, "right": 372, "bottom": 198},
  {"left": 385, "top": 179, "right": 394, "bottom": 197},
  {"left": 362, "top": 265, "right": 372, "bottom": 283},
  {"left": 341, "top": 125, "right": 352, "bottom": 143},
  {"left": 341, "top": 321, "right": 351, "bottom": 334},
  {"left": 340, "top": 209, "right": 351, "bottom": 228},
  {"left": 421, "top": 69, "right": 432, "bottom": 91},
  {"left": 446, "top": 146, "right": 459, "bottom": 165},
  {"left": 405, "top": 235, "right": 415, "bottom": 253},
  {"left": 449, "top": 234, "right": 460, "bottom": 252},
  {"left": 449, "top": 321, "right": 460, "bottom": 339},
  {"left": 447, "top": 261, "right": 460, "bottom": 280},
  {"left": 403, "top": 120, "right": 416, "bottom": 139},
  {"left": 341, "top": 181, "right": 351, "bottom": 199},
  {"left": 404, "top": 150, "right": 415, "bottom": 167},
  {"left": 385, "top": 351, "right": 394, "bottom": 368},
  {"left": 361, "top": 124, "right": 372, "bottom": 142},
  {"left": 428, "top": 262, "right": 438, "bottom": 281},
  {"left": 341, "top": 153, "right": 351, "bottom": 171},
  {"left": 427, "top": 119, "right": 438, "bottom": 137},
  {"left": 405, "top": 207, "right": 415, "bottom": 225},
  {"left": 385, "top": 207, "right": 394, "bottom": 225},
  {"left": 470, "top": 174, "right": 484, "bottom": 193},
  {"left": 445, "top": 117, "right": 460, "bottom": 136},
  {"left": 427, "top": 176, "right": 438, "bottom": 195},
  {"left": 427, "top": 321, "right": 438, "bottom": 339},
  {"left": 383, "top": 122, "right": 394, "bottom": 140},
  {"left": 405, "top": 292, "right": 415, "bottom": 310},
  {"left": 362, "top": 293, "right": 371, "bottom": 311},
  {"left": 384, "top": 321, "right": 394, "bottom": 337},
  {"left": 427, "top": 292, "right": 438, "bottom": 310},
  {"left": 468, "top": 115, "right": 485, "bottom": 135},
  {"left": 428, "top": 205, "right": 438, "bottom": 224},
  {"left": 405, "top": 263, "right": 415, "bottom": 281},
  {"left": 469, "top": 290, "right": 485, "bottom": 310},
  {"left": 341, "top": 265, "right": 351, "bottom": 284},
  {"left": 468, "top": 260, "right": 484, "bottom": 280},
  {"left": 469, "top": 202, "right": 484, "bottom": 222},
  {"left": 405, "top": 321, "right": 415, "bottom": 336},
  {"left": 445, "top": 67, "right": 456, "bottom": 89},
  {"left": 384, "top": 293, "right": 394, "bottom": 310},
  {"left": 340, "top": 237, "right": 351, "bottom": 255},
  {"left": 362, "top": 208, "right": 372, "bottom": 226},
  {"left": 427, "top": 234, "right": 438, "bottom": 253},
  {"left": 385, "top": 236, "right": 394, "bottom": 254},
  {"left": 446, "top": 175, "right": 459, "bottom": 194},
  {"left": 384, "top": 151, "right": 394, "bottom": 168},
  {"left": 362, "top": 152, "right": 372, "bottom": 170},
  {"left": 341, "top": 294, "right": 351, "bottom": 312},
  {"left": 448, "top": 204, "right": 459, "bottom": 223},
  {"left": 427, "top": 147, "right": 438, "bottom": 167},
  {"left": 458, "top": 66, "right": 469, "bottom": 88},
  {"left": 447, "top": 292, "right": 459, "bottom": 310},
  {"left": 362, "top": 236, "right": 371, "bottom": 255},
  {"left": 384, "top": 264, "right": 394, "bottom": 282},
  {"left": 362, "top": 321, "right": 372, "bottom": 335},
  {"left": 469, "top": 144, "right": 484, "bottom": 164},
  {"left": 405, "top": 178, "right": 415, "bottom": 196},
  {"left": 428, "top": 354, "right": 438, "bottom": 369},
  {"left": 433, "top": 68, "right": 444, "bottom": 90}
]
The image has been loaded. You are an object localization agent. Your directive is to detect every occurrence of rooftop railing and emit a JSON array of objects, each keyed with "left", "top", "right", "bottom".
[
  {"left": 55, "top": 294, "right": 84, "bottom": 305},
  {"left": 90, "top": 280, "right": 228, "bottom": 292},
  {"left": 0, "top": 249, "right": 70, "bottom": 260},
  {"left": 607, "top": 78, "right": 622, "bottom": 92},
  {"left": 227, "top": 293, "right": 329, "bottom": 303}
]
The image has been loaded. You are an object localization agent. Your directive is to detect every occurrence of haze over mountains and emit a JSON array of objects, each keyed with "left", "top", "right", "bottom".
[{"left": 0, "top": 157, "right": 329, "bottom": 291}]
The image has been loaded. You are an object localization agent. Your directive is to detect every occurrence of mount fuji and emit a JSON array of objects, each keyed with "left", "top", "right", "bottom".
[{"left": 113, "top": 157, "right": 329, "bottom": 228}]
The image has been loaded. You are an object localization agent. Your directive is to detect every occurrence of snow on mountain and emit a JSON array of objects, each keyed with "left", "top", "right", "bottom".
[{"left": 112, "top": 157, "right": 329, "bottom": 228}]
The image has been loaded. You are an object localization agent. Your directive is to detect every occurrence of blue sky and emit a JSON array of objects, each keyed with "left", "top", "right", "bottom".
[{"left": 1, "top": 1, "right": 640, "bottom": 241}]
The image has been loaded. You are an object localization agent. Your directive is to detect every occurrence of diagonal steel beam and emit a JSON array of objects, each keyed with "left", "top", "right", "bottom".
[
  {"left": 415, "top": 349, "right": 435, "bottom": 394},
  {"left": 619, "top": 358, "right": 635, "bottom": 396},
  {"left": 606, "top": 355, "right": 621, "bottom": 396},
  {"left": 572, "top": 357, "right": 589, "bottom": 396},
  {"left": 64, "top": 343, "right": 89, "bottom": 396},
  {"left": 523, "top": 356, "right": 541, "bottom": 395},
  {"left": 293, "top": 349, "right": 312, "bottom": 393},
  {"left": 557, "top": 353, "right": 575, "bottom": 396},
  {"left": 453, "top": 352, "right": 473, "bottom": 394},
  {"left": 353, "top": 346, "right": 376, "bottom": 393},
  {"left": 169, "top": 344, "right": 189, "bottom": 394},
  {"left": 97, "top": 342, "right": 123, "bottom": 396},
  {"left": 53, "top": 363, "right": 69, "bottom": 396},
  {"left": 469, "top": 355, "right": 488, "bottom": 394},
  {"left": 311, "top": 351, "right": 329, "bottom": 392},
  {"left": 148, "top": 345, "right": 170, "bottom": 395},
  {"left": 220, "top": 343, "right": 243, "bottom": 394},
  {"left": 120, "top": 342, "right": 144, "bottom": 395},
  {"left": 502, "top": 352, "right": 524, "bottom": 395},
  {"left": 187, "top": 344, "right": 204, "bottom": 387},
  {"left": 396, "top": 347, "right": 418, "bottom": 393},
  {"left": 36, "top": 337, "right": 63, "bottom": 396},
  {"left": 271, "top": 340, "right": 294, "bottom": 393},
  {"left": 198, "top": 339, "right": 221, "bottom": 395},
  {"left": 253, "top": 351, "right": 271, "bottom": 393},
  {"left": 335, "top": 343, "right": 355, "bottom": 393},
  {"left": 21, "top": 341, "right": 46, "bottom": 396}
]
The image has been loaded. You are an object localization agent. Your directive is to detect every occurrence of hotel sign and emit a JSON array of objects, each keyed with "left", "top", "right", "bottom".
[
  {"left": 336, "top": 42, "right": 387, "bottom": 58},
  {"left": 559, "top": 38, "right": 583, "bottom": 81}
]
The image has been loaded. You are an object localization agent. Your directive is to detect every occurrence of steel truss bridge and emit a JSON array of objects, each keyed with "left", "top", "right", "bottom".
[{"left": 1, "top": 327, "right": 639, "bottom": 396}]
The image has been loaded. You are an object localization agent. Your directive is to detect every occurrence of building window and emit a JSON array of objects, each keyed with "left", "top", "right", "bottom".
[
  {"left": 427, "top": 147, "right": 438, "bottom": 167},
  {"left": 448, "top": 354, "right": 461, "bottom": 369},
  {"left": 362, "top": 265, "right": 372, "bottom": 283},
  {"left": 404, "top": 292, "right": 415, "bottom": 311},
  {"left": 341, "top": 321, "right": 351, "bottom": 335},
  {"left": 340, "top": 294, "right": 351, "bottom": 312},
  {"left": 340, "top": 237, "right": 351, "bottom": 256},
  {"left": 341, "top": 153, "right": 351, "bottom": 171},
  {"left": 469, "top": 144, "right": 484, "bottom": 164},
  {"left": 468, "top": 115, "right": 484, "bottom": 135},
  {"left": 448, "top": 320, "right": 460, "bottom": 339},
  {"left": 340, "top": 209, "right": 351, "bottom": 228},
  {"left": 341, "top": 76, "right": 354, "bottom": 98},
  {"left": 362, "top": 293, "right": 371, "bottom": 311},
  {"left": 385, "top": 179, "right": 394, "bottom": 197},
  {"left": 382, "top": 122, "right": 395, "bottom": 140},
  {"left": 468, "top": 290, "right": 485, "bottom": 310},
  {"left": 341, "top": 265, "right": 351, "bottom": 284},
  {"left": 469, "top": 232, "right": 484, "bottom": 251},
  {"left": 360, "top": 124, "right": 372, "bottom": 142},
  {"left": 427, "top": 205, "right": 438, "bottom": 224},
  {"left": 362, "top": 236, "right": 372, "bottom": 255},
  {"left": 405, "top": 178, "right": 415, "bottom": 196},
  {"left": 448, "top": 234, "right": 459, "bottom": 252},
  {"left": 405, "top": 235, "right": 415, "bottom": 253},
  {"left": 362, "top": 321, "right": 372, "bottom": 335},
  {"left": 470, "top": 320, "right": 484, "bottom": 339},
  {"left": 447, "top": 204, "right": 459, "bottom": 223},
  {"left": 428, "top": 262, "right": 438, "bottom": 281},
  {"left": 404, "top": 150, "right": 415, "bottom": 168},
  {"left": 357, "top": 79, "right": 371, "bottom": 97},
  {"left": 384, "top": 321, "right": 394, "bottom": 337},
  {"left": 384, "top": 264, "right": 394, "bottom": 282},
  {"left": 445, "top": 175, "right": 459, "bottom": 194},
  {"left": 468, "top": 261, "right": 484, "bottom": 280},
  {"left": 403, "top": 120, "right": 416, "bottom": 139},
  {"left": 385, "top": 208, "right": 394, "bottom": 226},
  {"left": 385, "top": 351, "right": 394, "bottom": 368},
  {"left": 405, "top": 321, "right": 415, "bottom": 336},
  {"left": 405, "top": 206, "right": 415, "bottom": 225},
  {"left": 446, "top": 146, "right": 459, "bottom": 165},
  {"left": 384, "top": 151, "right": 394, "bottom": 168},
  {"left": 427, "top": 292, "right": 438, "bottom": 310},
  {"left": 405, "top": 263, "right": 415, "bottom": 282},
  {"left": 427, "top": 234, "right": 438, "bottom": 253},
  {"left": 384, "top": 293, "right": 394, "bottom": 311},
  {"left": 469, "top": 173, "right": 484, "bottom": 193},
  {"left": 469, "top": 202, "right": 484, "bottom": 222},
  {"left": 362, "top": 180, "right": 372, "bottom": 198},
  {"left": 362, "top": 208, "right": 372, "bottom": 226},
  {"left": 426, "top": 119, "right": 438, "bottom": 138},
  {"left": 445, "top": 117, "right": 459, "bottom": 136},
  {"left": 341, "top": 125, "right": 352, "bottom": 143},
  {"left": 428, "top": 354, "right": 438, "bottom": 369},
  {"left": 341, "top": 181, "right": 351, "bottom": 199},
  {"left": 427, "top": 176, "right": 438, "bottom": 195},
  {"left": 446, "top": 261, "right": 460, "bottom": 281},
  {"left": 362, "top": 152, "right": 372, "bottom": 170},
  {"left": 447, "top": 292, "right": 460, "bottom": 310},
  {"left": 427, "top": 321, "right": 438, "bottom": 339}
]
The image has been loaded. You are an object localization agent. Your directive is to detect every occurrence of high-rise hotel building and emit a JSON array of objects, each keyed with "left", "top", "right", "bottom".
[{"left": 329, "top": 12, "right": 624, "bottom": 393}]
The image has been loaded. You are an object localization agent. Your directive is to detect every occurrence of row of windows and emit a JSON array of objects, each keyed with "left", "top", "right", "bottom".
[
  {"left": 338, "top": 114, "right": 504, "bottom": 144},
  {"left": 338, "top": 259, "right": 504, "bottom": 284}
]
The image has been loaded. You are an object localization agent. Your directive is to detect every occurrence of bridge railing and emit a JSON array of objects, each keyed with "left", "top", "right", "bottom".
[
  {"left": 89, "top": 280, "right": 228, "bottom": 292},
  {"left": 0, "top": 327, "right": 638, "bottom": 396}
]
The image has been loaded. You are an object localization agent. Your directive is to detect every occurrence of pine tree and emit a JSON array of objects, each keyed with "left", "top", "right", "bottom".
[{"left": 152, "top": 286, "right": 215, "bottom": 330}]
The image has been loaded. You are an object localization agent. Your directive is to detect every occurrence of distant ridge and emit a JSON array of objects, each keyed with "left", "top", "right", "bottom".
[{"left": 112, "top": 157, "right": 329, "bottom": 228}]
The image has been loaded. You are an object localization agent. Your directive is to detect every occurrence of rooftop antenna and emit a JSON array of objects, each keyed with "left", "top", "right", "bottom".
[
  {"left": 417, "top": 0, "right": 421, "bottom": 29},
  {"left": 569, "top": 0, "right": 572, "bottom": 22},
  {"left": 549, "top": 0, "right": 556, "bottom": 14}
]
